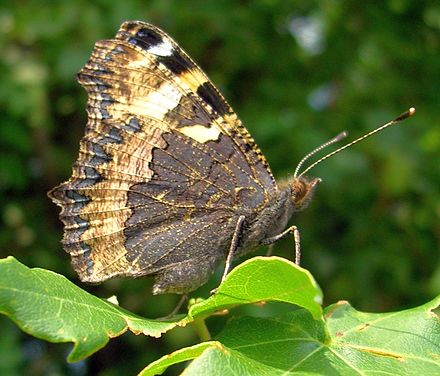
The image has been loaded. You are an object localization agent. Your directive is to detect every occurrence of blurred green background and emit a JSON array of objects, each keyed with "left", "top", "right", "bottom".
[{"left": 1, "top": 1, "right": 439, "bottom": 375}]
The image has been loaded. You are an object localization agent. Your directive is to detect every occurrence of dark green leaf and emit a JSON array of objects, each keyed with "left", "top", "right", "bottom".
[{"left": 0, "top": 257, "right": 180, "bottom": 362}]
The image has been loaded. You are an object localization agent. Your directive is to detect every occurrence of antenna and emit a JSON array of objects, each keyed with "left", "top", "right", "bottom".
[
  {"left": 296, "top": 107, "right": 416, "bottom": 178},
  {"left": 293, "top": 131, "right": 348, "bottom": 177}
]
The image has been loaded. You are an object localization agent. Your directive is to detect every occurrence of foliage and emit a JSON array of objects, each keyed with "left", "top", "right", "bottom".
[
  {"left": 1, "top": 256, "right": 439, "bottom": 375},
  {"left": 1, "top": 1, "right": 439, "bottom": 374}
]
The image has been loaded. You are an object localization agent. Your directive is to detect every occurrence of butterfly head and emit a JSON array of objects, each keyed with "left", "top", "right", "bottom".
[{"left": 289, "top": 176, "right": 321, "bottom": 211}]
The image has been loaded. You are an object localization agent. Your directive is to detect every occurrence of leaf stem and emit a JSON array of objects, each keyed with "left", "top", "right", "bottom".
[{"left": 192, "top": 317, "right": 211, "bottom": 342}]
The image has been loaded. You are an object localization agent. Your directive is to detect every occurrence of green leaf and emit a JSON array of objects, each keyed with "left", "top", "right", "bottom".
[
  {"left": 188, "top": 256, "right": 323, "bottom": 321},
  {"left": 141, "top": 297, "right": 440, "bottom": 375},
  {"left": 0, "top": 256, "right": 323, "bottom": 363},
  {"left": 139, "top": 342, "right": 216, "bottom": 376},
  {"left": 0, "top": 257, "right": 181, "bottom": 362},
  {"left": 7, "top": 255, "right": 437, "bottom": 374},
  {"left": 323, "top": 298, "right": 440, "bottom": 374},
  {"left": 143, "top": 341, "right": 287, "bottom": 376}
]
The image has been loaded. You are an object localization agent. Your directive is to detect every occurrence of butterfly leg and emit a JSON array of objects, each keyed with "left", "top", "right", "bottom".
[
  {"left": 160, "top": 294, "right": 188, "bottom": 318},
  {"left": 261, "top": 225, "right": 301, "bottom": 265},
  {"left": 221, "top": 215, "right": 246, "bottom": 284},
  {"left": 266, "top": 244, "right": 274, "bottom": 256}
]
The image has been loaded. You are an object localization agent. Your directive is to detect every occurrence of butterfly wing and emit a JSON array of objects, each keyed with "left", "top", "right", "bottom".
[{"left": 49, "top": 21, "right": 277, "bottom": 292}]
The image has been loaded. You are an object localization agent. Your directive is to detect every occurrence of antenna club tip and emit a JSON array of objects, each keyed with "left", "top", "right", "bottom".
[
  {"left": 395, "top": 107, "right": 416, "bottom": 122},
  {"left": 333, "top": 131, "right": 348, "bottom": 142}
]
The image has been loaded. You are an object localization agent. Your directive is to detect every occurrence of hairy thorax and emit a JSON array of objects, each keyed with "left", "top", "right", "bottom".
[{"left": 237, "top": 176, "right": 320, "bottom": 255}]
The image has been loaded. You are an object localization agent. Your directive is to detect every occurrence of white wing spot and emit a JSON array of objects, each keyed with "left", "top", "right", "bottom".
[
  {"left": 147, "top": 40, "right": 174, "bottom": 57},
  {"left": 179, "top": 124, "right": 221, "bottom": 143}
]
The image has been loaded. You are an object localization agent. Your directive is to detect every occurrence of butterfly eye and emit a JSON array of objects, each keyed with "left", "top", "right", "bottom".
[
  {"left": 291, "top": 179, "right": 305, "bottom": 199},
  {"left": 290, "top": 177, "right": 321, "bottom": 210}
]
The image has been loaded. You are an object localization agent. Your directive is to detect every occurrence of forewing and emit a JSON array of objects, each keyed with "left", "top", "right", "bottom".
[{"left": 48, "top": 21, "right": 277, "bottom": 283}]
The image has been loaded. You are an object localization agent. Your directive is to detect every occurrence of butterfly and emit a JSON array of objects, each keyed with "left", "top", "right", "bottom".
[{"left": 48, "top": 21, "right": 414, "bottom": 294}]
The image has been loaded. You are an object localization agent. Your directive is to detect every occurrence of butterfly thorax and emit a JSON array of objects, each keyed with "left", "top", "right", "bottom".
[{"left": 238, "top": 176, "right": 320, "bottom": 254}]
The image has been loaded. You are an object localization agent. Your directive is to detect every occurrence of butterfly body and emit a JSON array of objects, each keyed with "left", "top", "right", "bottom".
[{"left": 49, "top": 21, "right": 318, "bottom": 294}]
